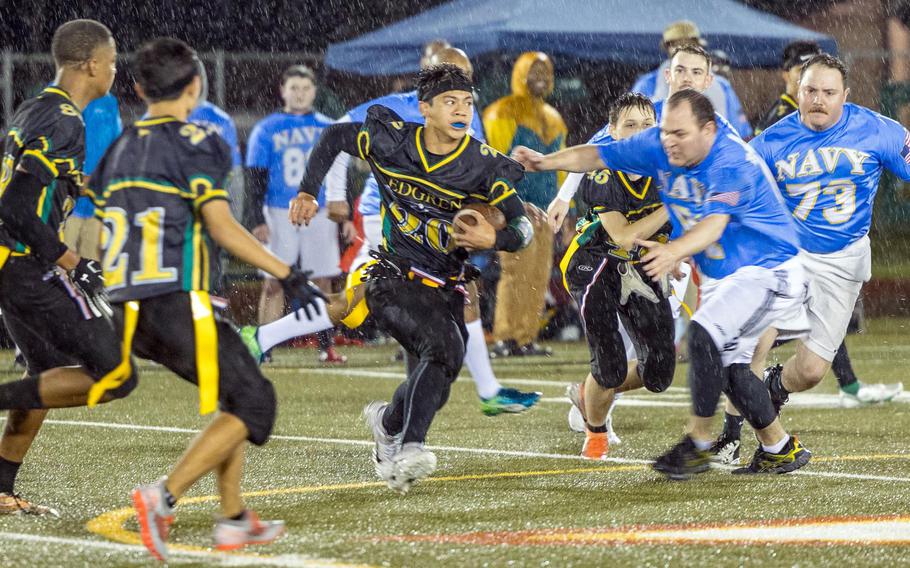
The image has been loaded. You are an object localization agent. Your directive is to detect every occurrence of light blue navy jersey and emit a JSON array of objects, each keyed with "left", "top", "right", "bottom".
[
  {"left": 750, "top": 103, "right": 910, "bottom": 254},
  {"left": 342, "top": 90, "right": 486, "bottom": 216},
  {"left": 246, "top": 110, "right": 334, "bottom": 208},
  {"left": 189, "top": 100, "right": 241, "bottom": 167},
  {"left": 596, "top": 128, "right": 800, "bottom": 279},
  {"left": 73, "top": 93, "right": 122, "bottom": 218}
]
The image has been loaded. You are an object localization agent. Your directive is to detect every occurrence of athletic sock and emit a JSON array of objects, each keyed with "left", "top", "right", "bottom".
[
  {"left": 316, "top": 329, "right": 334, "bottom": 351},
  {"left": 692, "top": 438, "right": 713, "bottom": 451},
  {"left": 163, "top": 486, "right": 177, "bottom": 509},
  {"left": 0, "top": 456, "right": 22, "bottom": 493},
  {"left": 257, "top": 299, "right": 333, "bottom": 352},
  {"left": 585, "top": 422, "right": 608, "bottom": 433},
  {"left": 0, "top": 376, "right": 43, "bottom": 410},
  {"left": 832, "top": 341, "right": 861, "bottom": 391},
  {"left": 464, "top": 320, "right": 501, "bottom": 400},
  {"left": 229, "top": 510, "right": 246, "bottom": 521},
  {"left": 762, "top": 434, "right": 790, "bottom": 455},
  {"left": 721, "top": 411, "right": 745, "bottom": 439}
]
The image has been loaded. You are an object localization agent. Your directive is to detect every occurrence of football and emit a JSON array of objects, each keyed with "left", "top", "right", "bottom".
[{"left": 453, "top": 202, "right": 506, "bottom": 232}]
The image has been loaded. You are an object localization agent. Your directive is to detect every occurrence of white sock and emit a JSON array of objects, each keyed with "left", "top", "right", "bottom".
[
  {"left": 762, "top": 434, "right": 790, "bottom": 454},
  {"left": 257, "top": 299, "right": 333, "bottom": 352},
  {"left": 693, "top": 438, "right": 713, "bottom": 451},
  {"left": 464, "top": 319, "right": 501, "bottom": 399}
]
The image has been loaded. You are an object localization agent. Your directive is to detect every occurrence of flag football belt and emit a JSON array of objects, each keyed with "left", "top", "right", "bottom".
[
  {"left": 366, "top": 250, "right": 477, "bottom": 293},
  {"left": 0, "top": 245, "right": 30, "bottom": 272}
]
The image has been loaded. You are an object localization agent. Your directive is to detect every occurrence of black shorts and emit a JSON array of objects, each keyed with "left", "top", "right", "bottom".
[
  {"left": 0, "top": 256, "right": 122, "bottom": 377},
  {"left": 564, "top": 246, "right": 675, "bottom": 391},
  {"left": 114, "top": 291, "right": 276, "bottom": 445}
]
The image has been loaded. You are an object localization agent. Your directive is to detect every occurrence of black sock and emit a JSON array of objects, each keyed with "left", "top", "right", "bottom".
[
  {"left": 164, "top": 487, "right": 177, "bottom": 509},
  {"left": 832, "top": 341, "right": 859, "bottom": 389},
  {"left": 229, "top": 510, "right": 246, "bottom": 521},
  {"left": 0, "top": 456, "right": 22, "bottom": 493},
  {"left": 317, "top": 329, "right": 333, "bottom": 351},
  {"left": 585, "top": 422, "right": 607, "bottom": 434},
  {"left": 0, "top": 377, "right": 43, "bottom": 410},
  {"left": 721, "top": 412, "right": 745, "bottom": 439}
]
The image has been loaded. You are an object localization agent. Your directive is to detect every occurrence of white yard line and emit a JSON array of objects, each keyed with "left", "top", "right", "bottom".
[
  {"left": 9, "top": 417, "right": 907, "bottom": 483},
  {"left": 0, "top": 531, "right": 343, "bottom": 567}
]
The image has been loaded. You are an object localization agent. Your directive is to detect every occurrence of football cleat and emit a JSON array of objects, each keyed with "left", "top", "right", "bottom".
[
  {"left": 480, "top": 387, "right": 542, "bottom": 416},
  {"left": 131, "top": 478, "right": 174, "bottom": 563},
  {"left": 362, "top": 401, "right": 399, "bottom": 480},
  {"left": 239, "top": 326, "right": 264, "bottom": 364},
  {"left": 840, "top": 382, "right": 904, "bottom": 408},
  {"left": 732, "top": 435, "right": 811, "bottom": 475},
  {"left": 652, "top": 435, "right": 712, "bottom": 481},
  {"left": 709, "top": 432, "right": 742, "bottom": 465},
  {"left": 214, "top": 510, "right": 286, "bottom": 551},
  {"left": 319, "top": 347, "right": 347, "bottom": 364},
  {"left": 581, "top": 430, "right": 608, "bottom": 460},
  {"left": 387, "top": 443, "right": 437, "bottom": 495},
  {"left": 763, "top": 364, "right": 789, "bottom": 415},
  {"left": 566, "top": 383, "right": 622, "bottom": 444},
  {"left": 0, "top": 492, "right": 60, "bottom": 517}
]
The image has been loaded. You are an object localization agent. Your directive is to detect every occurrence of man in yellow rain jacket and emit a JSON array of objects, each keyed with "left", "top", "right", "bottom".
[{"left": 484, "top": 52, "right": 567, "bottom": 357}]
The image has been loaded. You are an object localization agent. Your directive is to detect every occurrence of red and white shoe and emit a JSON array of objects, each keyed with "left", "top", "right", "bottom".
[
  {"left": 131, "top": 478, "right": 174, "bottom": 562},
  {"left": 319, "top": 347, "right": 347, "bottom": 364},
  {"left": 214, "top": 510, "right": 286, "bottom": 551}
]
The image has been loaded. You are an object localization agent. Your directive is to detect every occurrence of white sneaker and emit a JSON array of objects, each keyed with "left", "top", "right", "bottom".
[
  {"left": 131, "top": 478, "right": 174, "bottom": 563},
  {"left": 568, "top": 404, "right": 586, "bottom": 433},
  {"left": 362, "top": 401, "right": 399, "bottom": 480},
  {"left": 214, "top": 510, "right": 285, "bottom": 551},
  {"left": 606, "top": 395, "right": 622, "bottom": 446},
  {"left": 387, "top": 443, "right": 437, "bottom": 495},
  {"left": 840, "top": 382, "right": 905, "bottom": 408},
  {"left": 566, "top": 383, "right": 622, "bottom": 445}
]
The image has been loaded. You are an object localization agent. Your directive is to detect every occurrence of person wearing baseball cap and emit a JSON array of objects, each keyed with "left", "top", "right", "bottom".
[{"left": 754, "top": 40, "right": 822, "bottom": 135}]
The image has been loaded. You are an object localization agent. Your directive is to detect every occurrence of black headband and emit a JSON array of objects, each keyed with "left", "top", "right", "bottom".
[
  {"left": 144, "top": 55, "right": 205, "bottom": 102},
  {"left": 419, "top": 75, "right": 474, "bottom": 102}
]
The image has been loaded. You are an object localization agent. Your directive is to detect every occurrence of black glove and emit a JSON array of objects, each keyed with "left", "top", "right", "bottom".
[
  {"left": 67, "top": 258, "right": 113, "bottom": 320},
  {"left": 69, "top": 258, "right": 105, "bottom": 295},
  {"left": 280, "top": 268, "right": 328, "bottom": 320}
]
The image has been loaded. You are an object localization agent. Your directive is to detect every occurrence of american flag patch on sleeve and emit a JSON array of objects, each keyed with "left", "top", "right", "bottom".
[
  {"left": 706, "top": 192, "right": 740, "bottom": 206},
  {"left": 901, "top": 130, "right": 910, "bottom": 165}
]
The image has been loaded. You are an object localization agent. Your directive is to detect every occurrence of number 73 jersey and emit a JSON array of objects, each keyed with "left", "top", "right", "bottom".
[
  {"left": 87, "top": 116, "right": 232, "bottom": 302},
  {"left": 750, "top": 103, "right": 910, "bottom": 254}
]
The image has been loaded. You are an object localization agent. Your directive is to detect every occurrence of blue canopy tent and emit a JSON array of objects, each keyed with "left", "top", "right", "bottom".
[{"left": 326, "top": 0, "right": 837, "bottom": 75}]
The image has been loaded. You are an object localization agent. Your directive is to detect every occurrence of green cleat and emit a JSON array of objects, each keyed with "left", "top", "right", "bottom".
[
  {"left": 239, "top": 325, "right": 264, "bottom": 364},
  {"left": 480, "top": 387, "right": 542, "bottom": 416}
]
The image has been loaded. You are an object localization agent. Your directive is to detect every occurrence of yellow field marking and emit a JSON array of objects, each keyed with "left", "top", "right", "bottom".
[
  {"left": 87, "top": 465, "right": 643, "bottom": 562},
  {"left": 812, "top": 453, "right": 910, "bottom": 463}
]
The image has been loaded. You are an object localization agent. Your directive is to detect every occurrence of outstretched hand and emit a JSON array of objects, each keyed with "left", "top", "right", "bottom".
[{"left": 511, "top": 146, "right": 545, "bottom": 172}]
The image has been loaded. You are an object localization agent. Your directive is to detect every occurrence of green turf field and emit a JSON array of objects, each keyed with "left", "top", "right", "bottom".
[{"left": 1, "top": 319, "right": 909, "bottom": 567}]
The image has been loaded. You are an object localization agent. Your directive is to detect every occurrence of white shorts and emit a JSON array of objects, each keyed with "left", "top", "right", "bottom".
[
  {"left": 801, "top": 235, "right": 871, "bottom": 362},
  {"left": 263, "top": 206, "right": 341, "bottom": 279},
  {"left": 693, "top": 257, "right": 810, "bottom": 366}
]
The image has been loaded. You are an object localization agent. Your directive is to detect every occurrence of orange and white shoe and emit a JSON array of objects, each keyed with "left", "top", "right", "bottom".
[
  {"left": 0, "top": 492, "right": 60, "bottom": 517},
  {"left": 131, "top": 478, "right": 174, "bottom": 562},
  {"left": 581, "top": 430, "right": 609, "bottom": 460},
  {"left": 214, "top": 510, "right": 286, "bottom": 551}
]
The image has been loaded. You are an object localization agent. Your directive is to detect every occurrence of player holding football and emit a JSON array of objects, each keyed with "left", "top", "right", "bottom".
[
  {"left": 88, "top": 38, "right": 324, "bottom": 560},
  {"left": 514, "top": 90, "right": 813, "bottom": 478},
  {"left": 289, "top": 64, "right": 534, "bottom": 493},
  {"left": 241, "top": 46, "right": 541, "bottom": 416}
]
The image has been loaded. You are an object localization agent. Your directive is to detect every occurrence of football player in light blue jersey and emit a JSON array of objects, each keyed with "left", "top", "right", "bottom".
[
  {"left": 746, "top": 54, "right": 908, "bottom": 413},
  {"left": 513, "top": 90, "right": 813, "bottom": 478},
  {"left": 245, "top": 65, "right": 348, "bottom": 364},
  {"left": 245, "top": 47, "right": 541, "bottom": 416}
]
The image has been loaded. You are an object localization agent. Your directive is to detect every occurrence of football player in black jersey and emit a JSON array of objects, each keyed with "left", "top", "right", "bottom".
[
  {"left": 754, "top": 41, "right": 821, "bottom": 136},
  {"left": 560, "top": 94, "right": 676, "bottom": 460},
  {"left": 86, "top": 38, "right": 323, "bottom": 561},
  {"left": 289, "top": 64, "right": 534, "bottom": 494},
  {"left": 0, "top": 19, "right": 122, "bottom": 516}
]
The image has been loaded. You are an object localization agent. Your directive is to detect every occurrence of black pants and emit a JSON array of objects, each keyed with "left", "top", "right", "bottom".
[
  {"left": 0, "top": 256, "right": 123, "bottom": 378},
  {"left": 116, "top": 292, "right": 276, "bottom": 445},
  {"left": 564, "top": 248, "right": 675, "bottom": 392},
  {"left": 366, "top": 277, "right": 467, "bottom": 444}
]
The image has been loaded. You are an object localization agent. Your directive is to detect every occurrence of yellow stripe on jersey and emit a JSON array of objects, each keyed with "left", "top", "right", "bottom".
[
  {"left": 369, "top": 159, "right": 466, "bottom": 200},
  {"left": 23, "top": 149, "right": 59, "bottom": 177},
  {"left": 357, "top": 131, "right": 370, "bottom": 160},
  {"left": 617, "top": 171, "right": 651, "bottom": 200},
  {"left": 415, "top": 127, "right": 470, "bottom": 173},
  {"left": 190, "top": 291, "right": 219, "bottom": 415},
  {"left": 193, "top": 189, "right": 229, "bottom": 209},
  {"left": 43, "top": 87, "right": 72, "bottom": 101},
  {"left": 134, "top": 116, "right": 179, "bottom": 127},
  {"left": 87, "top": 301, "right": 139, "bottom": 408}
]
